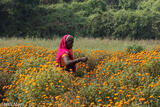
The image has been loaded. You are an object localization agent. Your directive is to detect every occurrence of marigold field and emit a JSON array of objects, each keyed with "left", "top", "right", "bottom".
[{"left": 0, "top": 45, "right": 160, "bottom": 107}]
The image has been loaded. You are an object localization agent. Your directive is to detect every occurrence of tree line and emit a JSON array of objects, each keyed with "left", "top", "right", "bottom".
[{"left": 0, "top": 0, "right": 160, "bottom": 39}]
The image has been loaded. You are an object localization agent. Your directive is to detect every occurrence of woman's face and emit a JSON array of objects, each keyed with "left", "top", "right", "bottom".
[{"left": 66, "top": 38, "right": 74, "bottom": 49}]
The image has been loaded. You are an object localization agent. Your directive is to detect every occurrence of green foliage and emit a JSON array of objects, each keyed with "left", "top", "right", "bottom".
[
  {"left": 152, "top": 0, "right": 160, "bottom": 11},
  {"left": 87, "top": 11, "right": 114, "bottom": 37},
  {"left": 0, "top": 0, "right": 11, "bottom": 36},
  {"left": 8, "top": 58, "right": 71, "bottom": 104},
  {"left": 39, "top": 0, "right": 59, "bottom": 4},
  {"left": 0, "top": 0, "right": 160, "bottom": 39},
  {"left": 119, "top": 0, "right": 139, "bottom": 10},
  {"left": 126, "top": 44, "right": 144, "bottom": 53},
  {"left": 80, "top": 84, "right": 100, "bottom": 103},
  {"left": 138, "top": 0, "right": 160, "bottom": 11},
  {"left": 39, "top": 3, "right": 87, "bottom": 37},
  {"left": 113, "top": 10, "right": 159, "bottom": 39},
  {"left": 11, "top": 0, "right": 42, "bottom": 37}
]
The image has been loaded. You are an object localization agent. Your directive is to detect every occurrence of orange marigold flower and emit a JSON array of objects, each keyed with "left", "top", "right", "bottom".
[
  {"left": 76, "top": 102, "right": 80, "bottom": 104},
  {"left": 99, "top": 104, "right": 102, "bottom": 106},
  {"left": 149, "top": 96, "right": 154, "bottom": 99},
  {"left": 70, "top": 100, "right": 73, "bottom": 104},
  {"left": 76, "top": 96, "right": 80, "bottom": 99},
  {"left": 144, "top": 101, "right": 149, "bottom": 104},
  {"left": 81, "top": 104, "right": 86, "bottom": 107},
  {"left": 89, "top": 102, "right": 94, "bottom": 107},
  {"left": 98, "top": 99, "right": 102, "bottom": 102},
  {"left": 139, "top": 98, "right": 146, "bottom": 102}
]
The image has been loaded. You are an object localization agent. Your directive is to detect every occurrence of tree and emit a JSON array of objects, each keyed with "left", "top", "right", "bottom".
[
  {"left": 9, "top": 0, "right": 42, "bottom": 37},
  {"left": 0, "top": 0, "right": 10, "bottom": 36}
]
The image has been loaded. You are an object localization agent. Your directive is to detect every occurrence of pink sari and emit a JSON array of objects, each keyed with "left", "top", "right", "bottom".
[{"left": 56, "top": 34, "right": 76, "bottom": 70}]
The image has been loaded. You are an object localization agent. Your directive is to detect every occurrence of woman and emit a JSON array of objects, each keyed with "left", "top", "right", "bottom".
[{"left": 56, "top": 34, "right": 88, "bottom": 72}]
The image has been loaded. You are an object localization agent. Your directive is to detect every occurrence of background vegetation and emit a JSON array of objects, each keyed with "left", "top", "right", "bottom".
[
  {"left": 0, "top": 0, "right": 160, "bottom": 39},
  {"left": 0, "top": 37, "right": 160, "bottom": 51}
]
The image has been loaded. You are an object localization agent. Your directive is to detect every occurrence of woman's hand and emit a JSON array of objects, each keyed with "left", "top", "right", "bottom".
[{"left": 79, "top": 57, "right": 88, "bottom": 62}]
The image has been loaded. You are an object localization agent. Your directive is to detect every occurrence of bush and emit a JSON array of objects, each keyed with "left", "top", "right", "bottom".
[
  {"left": 138, "top": 0, "right": 160, "bottom": 11},
  {"left": 39, "top": 3, "right": 87, "bottom": 38},
  {"left": 87, "top": 11, "right": 114, "bottom": 38},
  {"left": 119, "top": 0, "right": 139, "bottom": 10},
  {"left": 112, "top": 10, "right": 158, "bottom": 39},
  {"left": 126, "top": 44, "right": 144, "bottom": 54}
]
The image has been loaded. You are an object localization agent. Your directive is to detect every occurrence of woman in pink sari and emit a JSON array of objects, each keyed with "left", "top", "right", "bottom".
[{"left": 56, "top": 34, "right": 88, "bottom": 72}]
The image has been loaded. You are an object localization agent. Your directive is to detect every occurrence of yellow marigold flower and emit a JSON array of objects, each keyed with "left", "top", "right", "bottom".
[
  {"left": 114, "top": 93, "right": 118, "bottom": 96},
  {"left": 114, "top": 97, "right": 118, "bottom": 100},
  {"left": 76, "top": 96, "right": 80, "bottom": 99},
  {"left": 70, "top": 100, "right": 73, "bottom": 104},
  {"left": 149, "top": 96, "right": 154, "bottom": 99},
  {"left": 46, "top": 87, "right": 49, "bottom": 91},
  {"left": 138, "top": 73, "right": 142, "bottom": 76},
  {"left": 139, "top": 98, "right": 146, "bottom": 102},
  {"left": 144, "top": 101, "right": 149, "bottom": 104},
  {"left": 89, "top": 102, "right": 94, "bottom": 106},
  {"left": 126, "top": 94, "right": 132, "bottom": 97},
  {"left": 141, "top": 77, "right": 145, "bottom": 81},
  {"left": 103, "top": 82, "right": 108, "bottom": 85},
  {"left": 33, "top": 82, "right": 36, "bottom": 86},
  {"left": 131, "top": 96, "right": 135, "bottom": 101},
  {"left": 119, "top": 90, "right": 123, "bottom": 94},
  {"left": 55, "top": 95, "right": 61, "bottom": 100},
  {"left": 124, "top": 101, "right": 128, "bottom": 105},
  {"left": 107, "top": 104, "right": 111, "bottom": 107},
  {"left": 59, "top": 80, "right": 62, "bottom": 83},
  {"left": 145, "top": 73, "right": 149, "bottom": 76},
  {"left": 58, "top": 104, "right": 61, "bottom": 107},
  {"left": 50, "top": 82, "right": 54, "bottom": 86},
  {"left": 81, "top": 104, "right": 86, "bottom": 107},
  {"left": 76, "top": 102, "right": 80, "bottom": 104},
  {"left": 99, "top": 104, "right": 102, "bottom": 106},
  {"left": 115, "top": 102, "right": 119, "bottom": 106},
  {"left": 19, "top": 100, "right": 22, "bottom": 103}
]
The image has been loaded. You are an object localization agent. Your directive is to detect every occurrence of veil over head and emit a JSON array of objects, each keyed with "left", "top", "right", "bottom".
[{"left": 56, "top": 34, "right": 75, "bottom": 69}]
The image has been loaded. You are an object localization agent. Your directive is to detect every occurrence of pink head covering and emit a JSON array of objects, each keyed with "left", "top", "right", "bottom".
[{"left": 56, "top": 34, "right": 75, "bottom": 69}]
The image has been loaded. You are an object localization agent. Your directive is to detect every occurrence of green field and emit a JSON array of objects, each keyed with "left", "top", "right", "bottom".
[
  {"left": 0, "top": 37, "right": 160, "bottom": 51},
  {"left": 0, "top": 38, "right": 160, "bottom": 106}
]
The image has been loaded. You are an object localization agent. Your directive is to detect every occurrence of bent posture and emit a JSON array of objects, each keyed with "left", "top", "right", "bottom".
[{"left": 56, "top": 34, "right": 88, "bottom": 72}]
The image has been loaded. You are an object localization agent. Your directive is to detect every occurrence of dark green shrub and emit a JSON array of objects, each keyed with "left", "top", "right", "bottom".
[
  {"left": 39, "top": 3, "right": 87, "bottom": 37},
  {"left": 138, "top": 0, "right": 160, "bottom": 11},
  {"left": 126, "top": 44, "right": 144, "bottom": 53},
  {"left": 112, "top": 10, "right": 158, "bottom": 39},
  {"left": 119, "top": 0, "right": 139, "bottom": 10},
  {"left": 87, "top": 11, "right": 114, "bottom": 38}
]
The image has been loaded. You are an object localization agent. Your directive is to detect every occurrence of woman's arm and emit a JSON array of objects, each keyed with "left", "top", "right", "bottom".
[{"left": 63, "top": 56, "right": 88, "bottom": 67}]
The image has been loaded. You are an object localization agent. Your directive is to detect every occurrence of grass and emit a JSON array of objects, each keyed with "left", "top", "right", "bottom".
[{"left": 0, "top": 37, "right": 160, "bottom": 51}]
